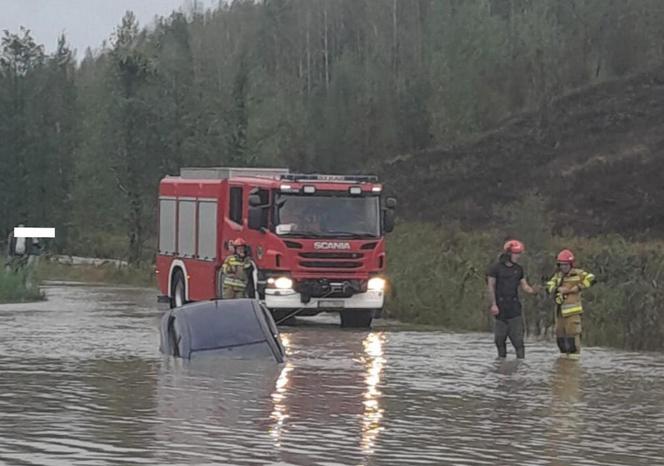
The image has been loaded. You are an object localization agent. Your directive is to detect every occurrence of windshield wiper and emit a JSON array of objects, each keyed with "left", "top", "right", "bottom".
[{"left": 282, "top": 230, "right": 329, "bottom": 237}]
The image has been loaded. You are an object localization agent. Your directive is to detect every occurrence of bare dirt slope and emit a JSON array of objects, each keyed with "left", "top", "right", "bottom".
[{"left": 383, "top": 67, "right": 664, "bottom": 237}]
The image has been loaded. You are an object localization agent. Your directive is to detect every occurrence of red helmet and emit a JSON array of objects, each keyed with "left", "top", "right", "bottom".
[
  {"left": 503, "top": 239, "right": 525, "bottom": 254},
  {"left": 231, "top": 238, "right": 247, "bottom": 247},
  {"left": 557, "top": 249, "right": 575, "bottom": 265}
]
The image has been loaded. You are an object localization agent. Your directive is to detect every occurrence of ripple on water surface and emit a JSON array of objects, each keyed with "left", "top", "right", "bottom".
[{"left": 0, "top": 284, "right": 663, "bottom": 465}]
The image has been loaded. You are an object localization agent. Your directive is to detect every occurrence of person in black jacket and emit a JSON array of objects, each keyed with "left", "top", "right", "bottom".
[{"left": 487, "top": 239, "right": 539, "bottom": 359}]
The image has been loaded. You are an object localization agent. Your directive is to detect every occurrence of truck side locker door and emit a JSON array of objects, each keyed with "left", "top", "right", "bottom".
[
  {"left": 217, "top": 184, "right": 244, "bottom": 297},
  {"left": 247, "top": 186, "right": 271, "bottom": 300},
  {"left": 226, "top": 184, "right": 244, "bottom": 241}
]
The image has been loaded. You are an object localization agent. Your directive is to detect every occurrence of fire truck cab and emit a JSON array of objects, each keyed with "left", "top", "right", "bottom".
[{"left": 156, "top": 167, "right": 396, "bottom": 328}]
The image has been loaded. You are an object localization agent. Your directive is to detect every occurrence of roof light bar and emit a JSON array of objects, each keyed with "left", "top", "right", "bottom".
[{"left": 280, "top": 174, "right": 378, "bottom": 183}]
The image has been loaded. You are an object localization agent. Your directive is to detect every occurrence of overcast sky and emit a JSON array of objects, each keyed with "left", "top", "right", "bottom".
[{"left": 1, "top": 0, "right": 217, "bottom": 57}]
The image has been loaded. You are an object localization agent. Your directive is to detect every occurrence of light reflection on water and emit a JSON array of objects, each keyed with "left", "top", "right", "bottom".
[
  {"left": 270, "top": 361, "right": 293, "bottom": 448},
  {"left": 361, "top": 332, "right": 385, "bottom": 456}
]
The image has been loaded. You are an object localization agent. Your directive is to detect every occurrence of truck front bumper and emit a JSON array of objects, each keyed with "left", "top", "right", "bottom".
[{"left": 264, "top": 288, "right": 384, "bottom": 310}]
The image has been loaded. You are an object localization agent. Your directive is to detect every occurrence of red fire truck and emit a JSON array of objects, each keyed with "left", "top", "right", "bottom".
[{"left": 156, "top": 167, "right": 396, "bottom": 328}]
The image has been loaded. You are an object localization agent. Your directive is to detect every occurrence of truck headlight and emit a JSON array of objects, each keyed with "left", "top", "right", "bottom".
[
  {"left": 270, "top": 277, "right": 293, "bottom": 290},
  {"left": 367, "top": 277, "right": 386, "bottom": 291}
]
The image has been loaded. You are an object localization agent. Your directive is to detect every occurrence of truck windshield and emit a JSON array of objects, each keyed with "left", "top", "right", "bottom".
[{"left": 275, "top": 194, "right": 380, "bottom": 238}]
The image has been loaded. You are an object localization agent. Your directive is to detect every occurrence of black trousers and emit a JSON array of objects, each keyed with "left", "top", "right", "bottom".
[{"left": 494, "top": 316, "right": 525, "bottom": 359}]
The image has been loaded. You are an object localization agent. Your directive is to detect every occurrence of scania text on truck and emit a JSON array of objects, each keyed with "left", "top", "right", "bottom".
[{"left": 156, "top": 167, "right": 396, "bottom": 328}]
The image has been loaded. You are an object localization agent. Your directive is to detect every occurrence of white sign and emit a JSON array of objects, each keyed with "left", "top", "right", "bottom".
[
  {"left": 276, "top": 224, "right": 293, "bottom": 235},
  {"left": 14, "top": 227, "right": 55, "bottom": 238}
]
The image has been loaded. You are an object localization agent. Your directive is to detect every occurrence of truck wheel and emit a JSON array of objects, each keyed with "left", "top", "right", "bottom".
[
  {"left": 170, "top": 270, "right": 186, "bottom": 308},
  {"left": 340, "top": 309, "right": 374, "bottom": 328}
]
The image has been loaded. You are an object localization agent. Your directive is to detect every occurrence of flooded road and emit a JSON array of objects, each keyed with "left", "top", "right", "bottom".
[{"left": 0, "top": 283, "right": 663, "bottom": 466}]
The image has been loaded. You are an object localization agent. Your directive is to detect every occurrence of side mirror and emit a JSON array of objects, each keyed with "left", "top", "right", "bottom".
[
  {"left": 383, "top": 209, "right": 396, "bottom": 233},
  {"left": 249, "top": 194, "right": 262, "bottom": 207},
  {"left": 248, "top": 207, "right": 263, "bottom": 231},
  {"left": 385, "top": 197, "right": 397, "bottom": 209}
]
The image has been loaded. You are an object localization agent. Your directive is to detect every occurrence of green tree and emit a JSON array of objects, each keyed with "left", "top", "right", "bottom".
[
  {"left": 0, "top": 28, "right": 45, "bottom": 233},
  {"left": 105, "top": 12, "right": 159, "bottom": 263}
]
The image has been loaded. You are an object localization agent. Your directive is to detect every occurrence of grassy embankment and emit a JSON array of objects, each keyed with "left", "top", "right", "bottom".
[
  {"left": 0, "top": 255, "right": 155, "bottom": 304},
  {"left": 0, "top": 260, "right": 44, "bottom": 303},
  {"left": 34, "top": 259, "right": 156, "bottom": 288}
]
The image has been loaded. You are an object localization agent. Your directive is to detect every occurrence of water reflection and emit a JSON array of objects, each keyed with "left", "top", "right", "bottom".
[
  {"left": 551, "top": 358, "right": 582, "bottom": 403},
  {"left": 547, "top": 358, "right": 583, "bottom": 465},
  {"left": 269, "top": 331, "right": 291, "bottom": 447},
  {"left": 152, "top": 357, "right": 283, "bottom": 465},
  {"left": 82, "top": 358, "right": 158, "bottom": 459},
  {"left": 361, "top": 332, "right": 386, "bottom": 455},
  {"left": 270, "top": 361, "right": 293, "bottom": 447},
  {"left": 279, "top": 333, "right": 291, "bottom": 353}
]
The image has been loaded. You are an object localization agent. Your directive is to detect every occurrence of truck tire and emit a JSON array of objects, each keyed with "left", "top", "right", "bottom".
[
  {"left": 340, "top": 309, "right": 374, "bottom": 328},
  {"left": 170, "top": 269, "right": 186, "bottom": 309}
]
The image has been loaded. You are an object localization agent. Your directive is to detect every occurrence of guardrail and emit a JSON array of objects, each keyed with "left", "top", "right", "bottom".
[{"left": 48, "top": 255, "right": 128, "bottom": 268}]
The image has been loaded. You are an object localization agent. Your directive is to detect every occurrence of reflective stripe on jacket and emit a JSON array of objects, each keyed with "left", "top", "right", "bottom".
[
  {"left": 546, "top": 268, "right": 596, "bottom": 316},
  {"left": 222, "top": 255, "right": 251, "bottom": 289}
]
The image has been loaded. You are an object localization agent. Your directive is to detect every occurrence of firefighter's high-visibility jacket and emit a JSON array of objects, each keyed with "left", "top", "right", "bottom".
[
  {"left": 222, "top": 254, "right": 252, "bottom": 290},
  {"left": 546, "top": 268, "right": 596, "bottom": 317}
]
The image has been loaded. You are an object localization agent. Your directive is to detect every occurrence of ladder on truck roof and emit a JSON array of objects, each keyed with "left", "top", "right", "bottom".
[{"left": 179, "top": 167, "right": 290, "bottom": 180}]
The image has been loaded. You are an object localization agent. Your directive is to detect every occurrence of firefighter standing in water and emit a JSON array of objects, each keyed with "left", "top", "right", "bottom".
[
  {"left": 222, "top": 238, "right": 252, "bottom": 299},
  {"left": 546, "top": 249, "right": 596, "bottom": 360},
  {"left": 487, "top": 240, "right": 540, "bottom": 359}
]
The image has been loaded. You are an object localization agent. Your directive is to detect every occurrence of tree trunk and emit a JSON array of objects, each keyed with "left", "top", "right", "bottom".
[
  {"left": 128, "top": 190, "right": 143, "bottom": 264},
  {"left": 306, "top": 7, "right": 311, "bottom": 96},
  {"left": 392, "top": 0, "right": 398, "bottom": 86},
  {"left": 323, "top": 4, "right": 329, "bottom": 91}
]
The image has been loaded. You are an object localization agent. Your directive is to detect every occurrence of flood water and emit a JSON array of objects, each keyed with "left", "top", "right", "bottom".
[{"left": 0, "top": 282, "right": 663, "bottom": 466}]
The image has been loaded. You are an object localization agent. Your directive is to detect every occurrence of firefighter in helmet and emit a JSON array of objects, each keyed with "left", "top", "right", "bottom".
[
  {"left": 545, "top": 249, "right": 596, "bottom": 360},
  {"left": 221, "top": 238, "right": 252, "bottom": 299}
]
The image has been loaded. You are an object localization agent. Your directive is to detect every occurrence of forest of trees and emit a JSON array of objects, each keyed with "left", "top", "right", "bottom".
[{"left": 2, "top": 0, "right": 664, "bottom": 262}]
